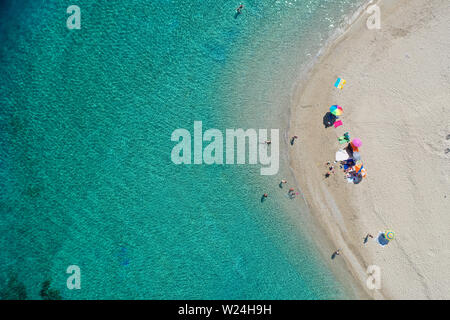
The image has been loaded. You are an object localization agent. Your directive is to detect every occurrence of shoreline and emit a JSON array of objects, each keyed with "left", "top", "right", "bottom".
[
  {"left": 288, "top": 0, "right": 450, "bottom": 299},
  {"left": 284, "top": 0, "right": 384, "bottom": 300}
]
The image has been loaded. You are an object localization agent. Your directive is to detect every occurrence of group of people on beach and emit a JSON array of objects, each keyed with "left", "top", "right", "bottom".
[
  {"left": 324, "top": 161, "right": 337, "bottom": 178},
  {"left": 263, "top": 179, "right": 298, "bottom": 202},
  {"left": 324, "top": 158, "right": 361, "bottom": 181},
  {"left": 261, "top": 136, "right": 300, "bottom": 202},
  {"left": 331, "top": 234, "right": 374, "bottom": 260}
]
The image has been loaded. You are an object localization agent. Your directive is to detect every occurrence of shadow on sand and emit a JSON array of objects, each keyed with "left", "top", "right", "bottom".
[{"left": 323, "top": 112, "right": 337, "bottom": 128}]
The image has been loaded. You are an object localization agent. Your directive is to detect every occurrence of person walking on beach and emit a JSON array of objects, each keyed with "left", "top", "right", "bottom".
[
  {"left": 290, "top": 135, "right": 298, "bottom": 146},
  {"left": 364, "top": 233, "right": 373, "bottom": 244},
  {"left": 331, "top": 249, "right": 341, "bottom": 260},
  {"left": 325, "top": 161, "right": 336, "bottom": 168}
]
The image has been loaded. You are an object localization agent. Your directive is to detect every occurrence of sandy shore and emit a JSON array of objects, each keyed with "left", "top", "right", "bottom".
[{"left": 289, "top": 0, "right": 450, "bottom": 299}]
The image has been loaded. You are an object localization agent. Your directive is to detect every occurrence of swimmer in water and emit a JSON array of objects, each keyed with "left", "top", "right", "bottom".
[
  {"left": 288, "top": 188, "right": 296, "bottom": 199},
  {"left": 236, "top": 4, "right": 244, "bottom": 13}
]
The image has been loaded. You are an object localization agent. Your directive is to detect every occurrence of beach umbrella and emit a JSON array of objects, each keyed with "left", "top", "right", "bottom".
[
  {"left": 336, "top": 149, "right": 350, "bottom": 161},
  {"left": 376, "top": 231, "right": 390, "bottom": 246},
  {"left": 352, "top": 151, "right": 361, "bottom": 161},
  {"left": 353, "top": 173, "right": 363, "bottom": 184},
  {"left": 354, "top": 161, "right": 363, "bottom": 173},
  {"left": 330, "top": 105, "right": 343, "bottom": 116},
  {"left": 385, "top": 230, "right": 395, "bottom": 240},
  {"left": 351, "top": 138, "right": 362, "bottom": 148},
  {"left": 334, "top": 77, "right": 346, "bottom": 89}
]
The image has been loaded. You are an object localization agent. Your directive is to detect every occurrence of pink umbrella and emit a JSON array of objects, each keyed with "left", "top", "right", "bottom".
[{"left": 352, "top": 138, "right": 362, "bottom": 148}]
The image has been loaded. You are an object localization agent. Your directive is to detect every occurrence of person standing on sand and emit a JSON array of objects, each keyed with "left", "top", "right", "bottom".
[
  {"left": 290, "top": 135, "right": 298, "bottom": 145},
  {"left": 331, "top": 249, "right": 341, "bottom": 260},
  {"left": 364, "top": 234, "right": 373, "bottom": 244}
]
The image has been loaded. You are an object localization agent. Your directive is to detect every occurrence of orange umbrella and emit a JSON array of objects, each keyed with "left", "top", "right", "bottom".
[
  {"left": 350, "top": 142, "right": 359, "bottom": 152},
  {"left": 353, "top": 161, "right": 363, "bottom": 173}
]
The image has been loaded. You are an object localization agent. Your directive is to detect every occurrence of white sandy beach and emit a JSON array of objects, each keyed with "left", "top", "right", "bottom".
[{"left": 290, "top": 0, "right": 450, "bottom": 299}]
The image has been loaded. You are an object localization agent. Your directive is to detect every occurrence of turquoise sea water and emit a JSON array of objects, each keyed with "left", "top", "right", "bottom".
[{"left": 0, "top": 0, "right": 365, "bottom": 299}]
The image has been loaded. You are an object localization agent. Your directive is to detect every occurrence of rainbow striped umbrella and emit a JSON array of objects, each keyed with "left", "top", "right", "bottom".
[
  {"left": 385, "top": 230, "right": 395, "bottom": 240},
  {"left": 330, "top": 105, "right": 343, "bottom": 116}
]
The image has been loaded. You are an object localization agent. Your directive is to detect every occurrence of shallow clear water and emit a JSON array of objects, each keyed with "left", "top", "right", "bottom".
[{"left": 0, "top": 0, "right": 364, "bottom": 299}]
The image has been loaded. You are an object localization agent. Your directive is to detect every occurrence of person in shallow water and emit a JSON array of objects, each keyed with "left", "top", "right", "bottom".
[
  {"left": 236, "top": 4, "right": 244, "bottom": 13},
  {"left": 288, "top": 188, "right": 297, "bottom": 199},
  {"left": 261, "top": 193, "right": 268, "bottom": 203},
  {"left": 279, "top": 179, "right": 287, "bottom": 188}
]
